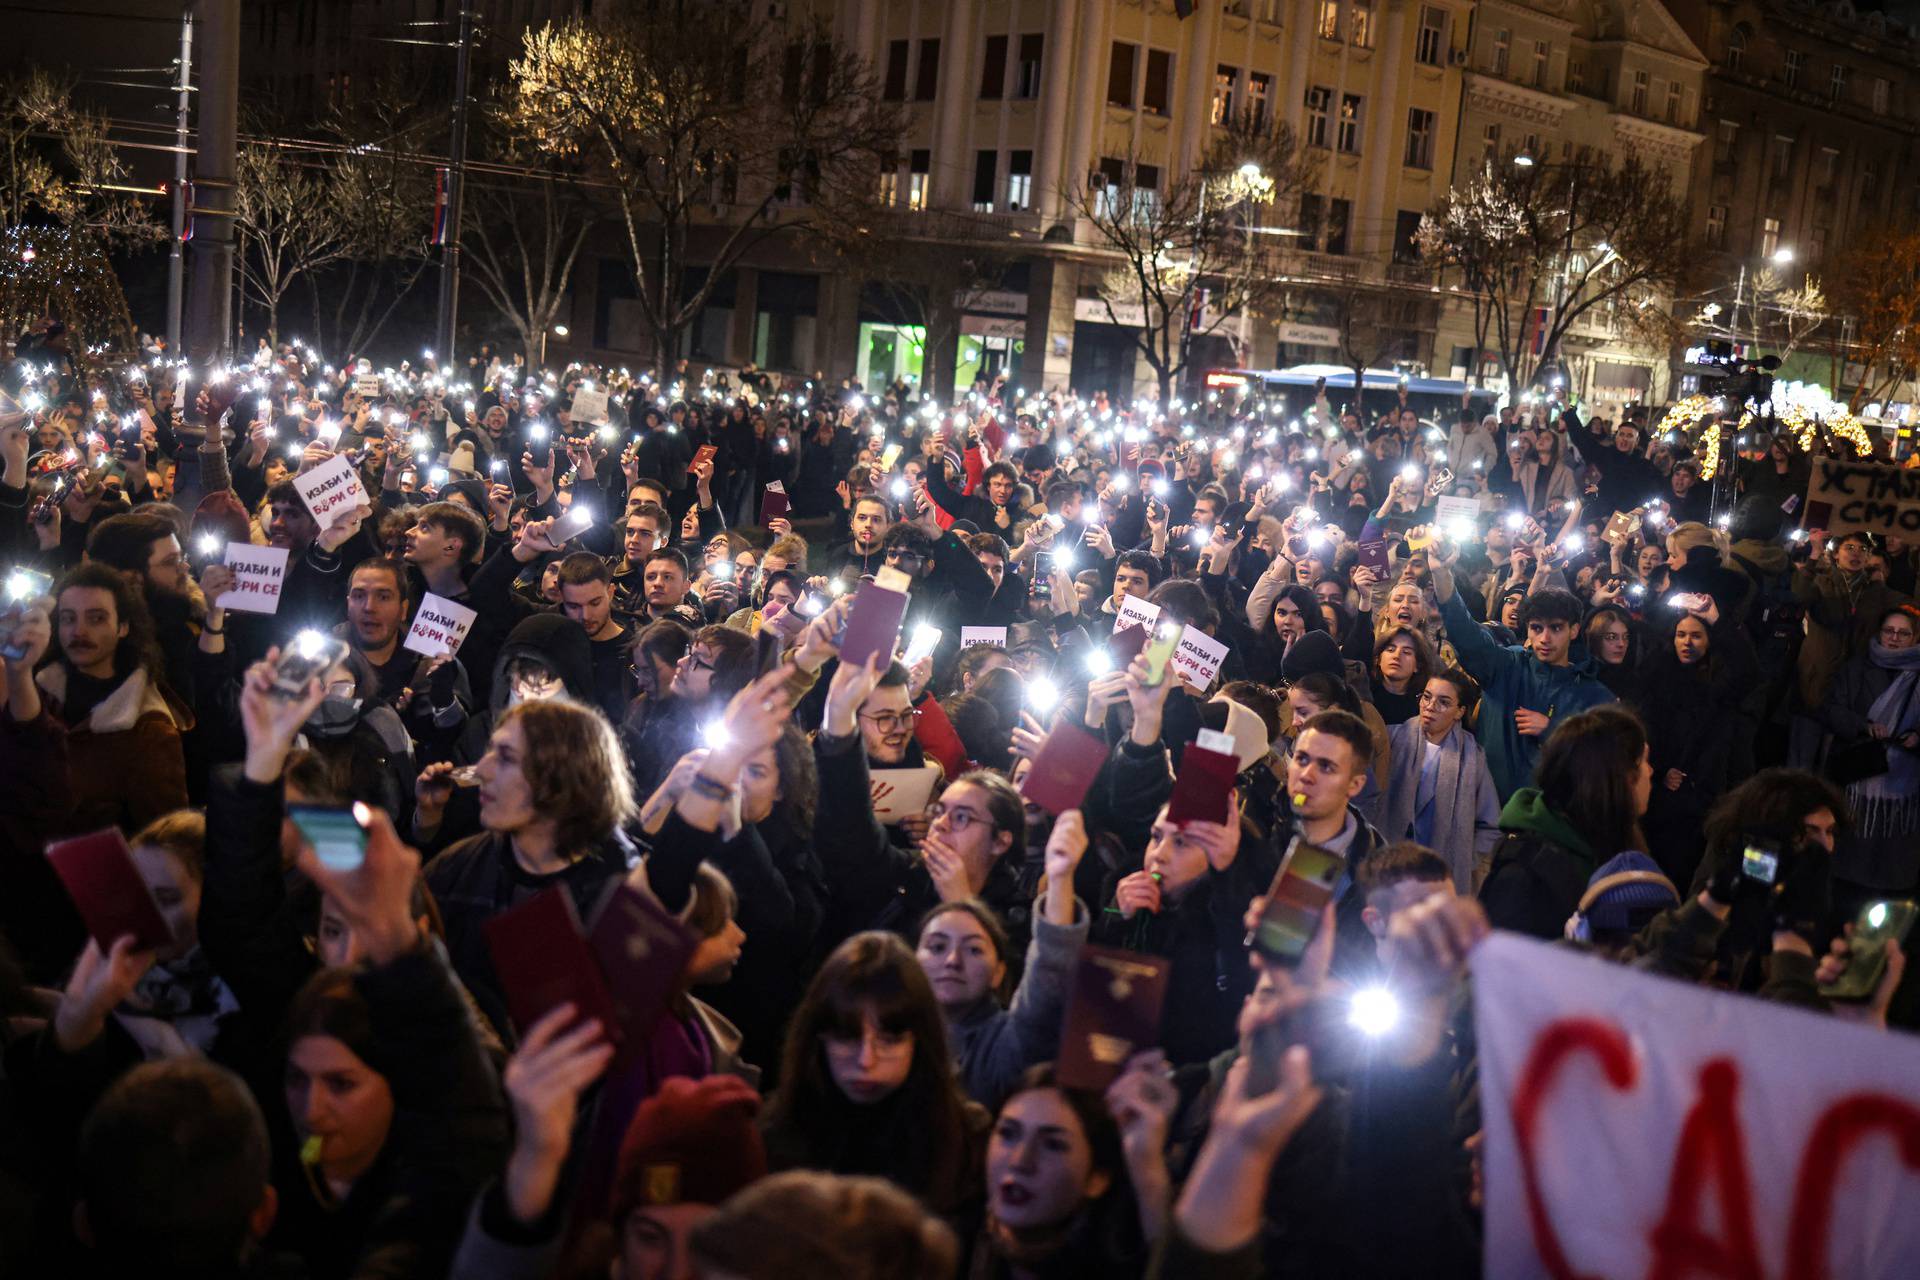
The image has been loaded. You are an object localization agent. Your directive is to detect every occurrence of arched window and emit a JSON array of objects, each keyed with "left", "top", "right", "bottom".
[{"left": 1727, "top": 24, "right": 1750, "bottom": 71}]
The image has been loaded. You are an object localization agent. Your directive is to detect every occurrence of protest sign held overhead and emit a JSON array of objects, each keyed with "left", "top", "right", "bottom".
[
  {"left": 405, "top": 592, "right": 479, "bottom": 658},
  {"left": 294, "top": 454, "right": 367, "bottom": 531},
  {"left": 215, "top": 543, "right": 289, "bottom": 615}
]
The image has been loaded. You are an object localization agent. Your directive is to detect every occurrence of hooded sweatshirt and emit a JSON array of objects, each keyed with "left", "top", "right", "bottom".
[{"left": 1479, "top": 788, "right": 1601, "bottom": 939}]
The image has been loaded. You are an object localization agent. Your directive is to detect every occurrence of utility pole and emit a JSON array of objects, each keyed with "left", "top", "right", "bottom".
[
  {"left": 434, "top": 4, "right": 474, "bottom": 365},
  {"left": 185, "top": 0, "right": 239, "bottom": 364},
  {"left": 166, "top": 10, "right": 193, "bottom": 353}
]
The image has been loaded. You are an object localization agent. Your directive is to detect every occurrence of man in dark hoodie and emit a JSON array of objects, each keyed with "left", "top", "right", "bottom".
[{"left": 1431, "top": 537, "right": 1614, "bottom": 799}]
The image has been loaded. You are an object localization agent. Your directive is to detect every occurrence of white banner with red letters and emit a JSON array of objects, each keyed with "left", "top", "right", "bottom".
[{"left": 1472, "top": 932, "right": 1920, "bottom": 1278}]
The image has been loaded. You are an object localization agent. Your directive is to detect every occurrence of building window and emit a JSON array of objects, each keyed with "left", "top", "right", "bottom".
[
  {"left": 1726, "top": 25, "right": 1747, "bottom": 73},
  {"left": 1006, "top": 150, "right": 1032, "bottom": 210},
  {"left": 1666, "top": 82, "right": 1683, "bottom": 124},
  {"left": 1630, "top": 69, "right": 1648, "bottom": 114},
  {"left": 1873, "top": 77, "right": 1889, "bottom": 114},
  {"left": 1306, "top": 85, "right": 1332, "bottom": 148},
  {"left": 1338, "top": 94, "right": 1364, "bottom": 154},
  {"left": 1016, "top": 34, "right": 1043, "bottom": 98},
  {"left": 1784, "top": 49, "right": 1803, "bottom": 88},
  {"left": 1491, "top": 29, "right": 1510, "bottom": 75},
  {"left": 909, "top": 149, "right": 931, "bottom": 211},
  {"left": 1107, "top": 41, "right": 1136, "bottom": 107},
  {"left": 1416, "top": 7, "right": 1445, "bottom": 65},
  {"left": 1142, "top": 48, "right": 1173, "bottom": 116},
  {"left": 1706, "top": 204, "right": 1726, "bottom": 248},
  {"left": 883, "top": 40, "right": 908, "bottom": 100},
  {"left": 1523, "top": 132, "right": 1540, "bottom": 160},
  {"left": 1482, "top": 122, "right": 1501, "bottom": 162},
  {"left": 1318, "top": 0, "right": 1340, "bottom": 40},
  {"left": 1257, "top": 0, "right": 1282, "bottom": 21},
  {"left": 1352, "top": 0, "right": 1374, "bottom": 47},
  {"left": 1132, "top": 163, "right": 1162, "bottom": 222},
  {"left": 1249, "top": 73, "right": 1273, "bottom": 131},
  {"left": 972, "top": 151, "right": 997, "bottom": 211},
  {"left": 1716, "top": 120, "right": 1737, "bottom": 164},
  {"left": 1094, "top": 157, "right": 1126, "bottom": 219},
  {"left": 878, "top": 157, "right": 899, "bottom": 207},
  {"left": 1393, "top": 210, "right": 1424, "bottom": 264},
  {"left": 980, "top": 34, "right": 1007, "bottom": 99},
  {"left": 1772, "top": 134, "right": 1793, "bottom": 179},
  {"left": 1532, "top": 40, "right": 1550, "bottom": 88},
  {"left": 1760, "top": 215, "right": 1781, "bottom": 258},
  {"left": 914, "top": 39, "right": 940, "bottom": 101},
  {"left": 1819, "top": 146, "right": 1839, "bottom": 187},
  {"left": 1830, "top": 63, "right": 1850, "bottom": 101},
  {"left": 1809, "top": 225, "right": 1826, "bottom": 262},
  {"left": 1212, "top": 65, "right": 1238, "bottom": 124},
  {"left": 1405, "top": 107, "right": 1435, "bottom": 168}
]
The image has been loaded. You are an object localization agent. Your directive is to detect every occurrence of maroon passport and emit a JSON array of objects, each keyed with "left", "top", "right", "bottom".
[
  {"left": 838, "top": 581, "right": 909, "bottom": 669},
  {"left": 1166, "top": 742, "right": 1239, "bottom": 826},
  {"left": 46, "top": 828, "right": 175, "bottom": 953},
  {"left": 587, "top": 881, "right": 700, "bottom": 1047},
  {"left": 1019, "top": 718, "right": 1111, "bottom": 815},
  {"left": 483, "top": 887, "right": 620, "bottom": 1039},
  {"left": 1056, "top": 946, "right": 1170, "bottom": 1091}
]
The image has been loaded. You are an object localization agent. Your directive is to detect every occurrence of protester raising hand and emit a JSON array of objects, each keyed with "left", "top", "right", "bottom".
[
  {"left": 290, "top": 803, "right": 422, "bottom": 967},
  {"left": 823, "top": 652, "right": 886, "bottom": 738},
  {"left": 1104, "top": 1047, "right": 1177, "bottom": 1243},
  {"left": 1169, "top": 1048, "right": 1325, "bottom": 1258},
  {"left": 239, "top": 648, "right": 330, "bottom": 785},
  {"left": 53, "top": 936, "right": 159, "bottom": 1054},
  {"left": 1041, "top": 810, "right": 1088, "bottom": 926},
  {"left": 497, "top": 1003, "right": 616, "bottom": 1226},
  {"left": 1124, "top": 648, "right": 1174, "bottom": 747}
]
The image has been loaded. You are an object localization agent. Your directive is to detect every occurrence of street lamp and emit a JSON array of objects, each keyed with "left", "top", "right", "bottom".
[
  {"left": 1770, "top": 246, "right": 1795, "bottom": 266},
  {"left": 1513, "top": 152, "right": 1536, "bottom": 168}
]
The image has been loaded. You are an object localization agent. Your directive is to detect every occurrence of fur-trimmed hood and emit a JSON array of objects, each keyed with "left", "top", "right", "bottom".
[{"left": 37, "top": 663, "right": 192, "bottom": 735}]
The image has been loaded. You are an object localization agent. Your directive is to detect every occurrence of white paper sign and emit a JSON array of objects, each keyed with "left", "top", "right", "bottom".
[
  {"left": 404, "top": 592, "right": 478, "bottom": 658},
  {"left": 353, "top": 373, "right": 382, "bottom": 400},
  {"left": 960, "top": 626, "right": 1008, "bottom": 648},
  {"left": 1169, "top": 625, "right": 1229, "bottom": 692},
  {"left": 1474, "top": 932, "right": 1920, "bottom": 1279},
  {"left": 1435, "top": 495, "right": 1480, "bottom": 529},
  {"left": 869, "top": 765, "right": 941, "bottom": 824},
  {"left": 214, "top": 543, "right": 288, "bottom": 614},
  {"left": 294, "top": 454, "right": 367, "bottom": 531},
  {"left": 570, "top": 386, "right": 610, "bottom": 425},
  {"left": 1113, "top": 593, "right": 1161, "bottom": 634}
]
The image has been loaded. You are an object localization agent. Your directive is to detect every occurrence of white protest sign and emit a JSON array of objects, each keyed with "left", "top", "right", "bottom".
[
  {"left": 1473, "top": 932, "right": 1920, "bottom": 1278},
  {"left": 570, "top": 386, "right": 610, "bottom": 425},
  {"left": 404, "top": 592, "right": 479, "bottom": 658},
  {"left": 294, "top": 454, "right": 367, "bottom": 531},
  {"left": 869, "top": 765, "right": 940, "bottom": 824},
  {"left": 960, "top": 626, "right": 1008, "bottom": 648},
  {"left": 1435, "top": 495, "right": 1480, "bottom": 530},
  {"left": 1113, "top": 593, "right": 1161, "bottom": 634},
  {"left": 1169, "top": 625, "right": 1229, "bottom": 692},
  {"left": 353, "top": 372, "right": 382, "bottom": 400},
  {"left": 215, "top": 543, "right": 289, "bottom": 615}
]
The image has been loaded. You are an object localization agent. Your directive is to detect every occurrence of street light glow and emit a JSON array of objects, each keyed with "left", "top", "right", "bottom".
[
  {"left": 1513, "top": 152, "right": 1536, "bottom": 168},
  {"left": 1770, "top": 246, "right": 1795, "bottom": 265}
]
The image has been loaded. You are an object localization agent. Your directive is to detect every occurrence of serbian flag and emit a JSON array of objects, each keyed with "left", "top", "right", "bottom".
[{"left": 430, "top": 168, "right": 450, "bottom": 246}]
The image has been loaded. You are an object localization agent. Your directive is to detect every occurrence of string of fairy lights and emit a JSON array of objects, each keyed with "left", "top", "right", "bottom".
[{"left": 1655, "top": 392, "right": 1877, "bottom": 479}]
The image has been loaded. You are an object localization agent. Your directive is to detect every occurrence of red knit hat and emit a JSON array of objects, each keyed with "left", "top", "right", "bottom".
[{"left": 613, "top": 1075, "right": 767, "bottom": 1218}]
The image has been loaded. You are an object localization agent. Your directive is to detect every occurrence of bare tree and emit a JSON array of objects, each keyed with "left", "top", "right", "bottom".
[
  {"left": 1827, "top": 223, "right": 1920, "bottom": 411},
  {"left": 462, "top": 110, "right": 600, "bottom": 368},
  {"left": 1418, "top": 148, "right": 1694, "bottom": 392},
  {"left": 1325, "top": 282, "right": 1430, "bottom": 402},
  {"left": 234, "top": 141, "right": 348, "bottom": 347},
  {"left": 1, "top": 69, "right": 161, "bottom": 246},
  {"left": 505, "top": 0, "right": 903, "bottom": 378},
  {"left": 1062, "top": 114, "right": 1314, "bottom": 401}
]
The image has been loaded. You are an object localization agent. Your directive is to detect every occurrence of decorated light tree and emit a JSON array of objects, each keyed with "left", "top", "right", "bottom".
[{"left": 0, "top": 224, "right": 136, "bottom": 368}]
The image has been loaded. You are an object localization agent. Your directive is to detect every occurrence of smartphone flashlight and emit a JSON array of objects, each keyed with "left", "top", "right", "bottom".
[
  {"left": 1027, "top": 676, "right": 1060, "bottom": 714},
  {"left": 1085, "top": 649, "right": 1113, "bottom": 677},
  {"left": 566, "top": 504, "right": 594, "bottom": 529},
  {"left": 429, "top": 466, "right": 450, "bottom": 487},
  {"left": 1505, "top": 512, "right": 1526, "bottom": 531},
  {"left": 1347, "top": 987, "right": 1401, "bottom": 1038},
  {"left": 198, "top": 534, "right": 222, "bottom": 558},
  {"left": 1400, "top": 464, "right": 1420, "bottom": 483},
  {"left": 828, "top": 577, "right": 847, "bottom": 597},
  {"left": 1561, "top": 534, "right": 1585, "bottom": 555},
  {"left": 489, "top": 459, "right": 505, "bottom": 476},
  {"left": 889, "top": 478, "right": 909, "bottom": 500},
  {"left": 292, "top": 629, "right": 331, "bottom": 660},
  {"left": 701, "top": 720, "right": 732, "bottom": 750}
]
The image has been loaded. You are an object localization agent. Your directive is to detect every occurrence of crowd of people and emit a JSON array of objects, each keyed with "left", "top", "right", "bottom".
[{"left": 0, "top": 327, "right": 1914, "bottom": 1279}]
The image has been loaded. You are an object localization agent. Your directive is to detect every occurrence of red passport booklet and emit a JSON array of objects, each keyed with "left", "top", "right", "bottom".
[
  {"left": 1056, "top": 946, "right": 1170, "bottom": 1091},
  {"left": 1166, "top": 742, "right": 1239, "bottom": 826},
  {"left": 587, "top": 881, "right": 700, "bottom": 1047},
  {"left": 1019, "top": 718, "right": 1111, "bottom": 816},
  {"left": 483, "top": 887, "right": 620, "bottom": 1039},
  {"left": 838, "top": 581, "right": 909, "bottom": 670},
  {"left": 759, "top": 486, "right": 790, "bottom": 524},
  {"left": 46, "top": 828, "right": 175, "bottom": 953}
]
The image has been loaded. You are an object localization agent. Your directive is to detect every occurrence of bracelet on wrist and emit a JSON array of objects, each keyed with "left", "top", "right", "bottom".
[{"left": 688, "top": 772, "right": 735, "bottom": 801}]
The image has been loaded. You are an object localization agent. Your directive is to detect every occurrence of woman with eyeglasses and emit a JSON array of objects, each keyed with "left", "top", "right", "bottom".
[
  {"left": 760, "top": 931, "right": 991, "bottom": 1233},
  {"left": 814, "top": 654, "right": 1032, "bottom": 959},
  {"left": 1819, "top": 605, "right": 1920, "bottom": 900},
  {"left": 1382, "top": 666, "right": 1502, "bottom": 893}
]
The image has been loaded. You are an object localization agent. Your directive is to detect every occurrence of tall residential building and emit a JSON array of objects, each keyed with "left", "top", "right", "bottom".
[
  {"left": 1666, "top": 0, "right": 1920, "bottom": 396},
  {"left": 1435, "top": 0, "right": 1707, "bottom": 409},
  {"left": 556, "top": 0, "right": 1474, "bottom": 397}
]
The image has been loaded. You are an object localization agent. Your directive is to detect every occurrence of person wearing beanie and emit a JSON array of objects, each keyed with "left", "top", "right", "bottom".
[{"left": 1564, "top": 851, "right": 1680, "bottom": 954}]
